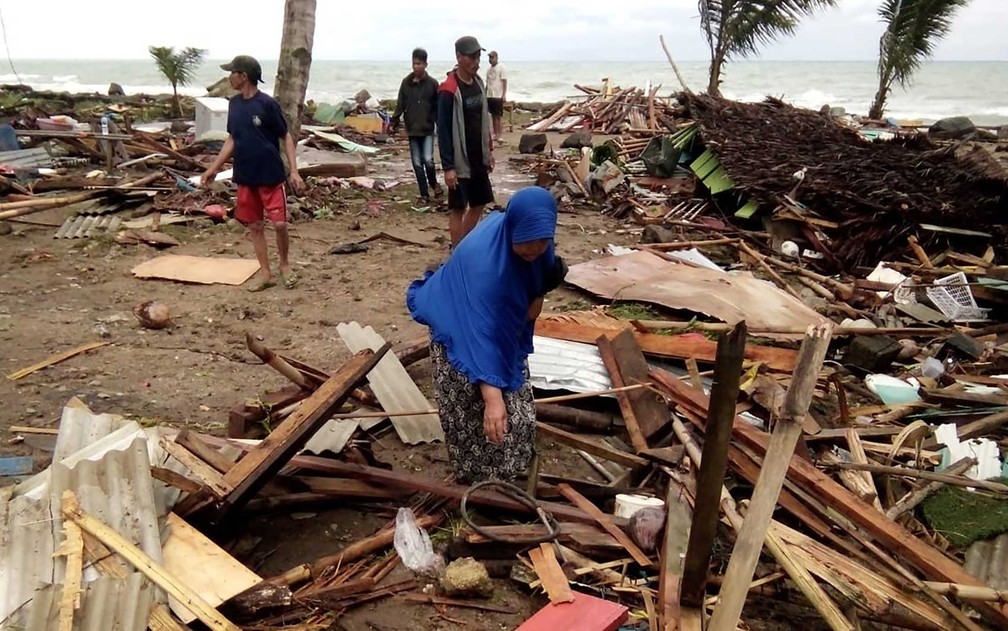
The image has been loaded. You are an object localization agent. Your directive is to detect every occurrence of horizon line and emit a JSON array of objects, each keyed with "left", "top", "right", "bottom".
[{"left": 7, "top": 57, "right": 1007, "bottom": 64}]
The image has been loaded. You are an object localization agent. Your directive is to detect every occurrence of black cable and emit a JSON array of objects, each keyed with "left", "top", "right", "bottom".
[{"left": 460, "top": 480, "right": 560, "bottom": 545}]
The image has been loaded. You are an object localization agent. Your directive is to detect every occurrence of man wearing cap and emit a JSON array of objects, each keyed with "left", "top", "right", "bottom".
[
  {"left": 201, "top": 55, "right": 305, "bottom": 292},
  {"left": 437, "top": 36, "right": 494, "bottom": 247}
]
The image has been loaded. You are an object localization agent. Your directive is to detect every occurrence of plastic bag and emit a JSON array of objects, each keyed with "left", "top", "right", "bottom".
[{"left": 393, "top": 507, "right": 443, "bottom": 576}]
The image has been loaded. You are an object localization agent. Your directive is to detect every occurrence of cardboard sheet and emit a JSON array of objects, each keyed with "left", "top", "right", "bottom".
[
  {"left": 566, "top": 250, "right": 829, "bottom": 333},
  {"left": 132, "top": 255, "right": 260, "bottom": 285}
]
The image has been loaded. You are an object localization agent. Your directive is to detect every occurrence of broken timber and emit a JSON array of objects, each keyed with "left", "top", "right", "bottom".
[
  {"left": 596, "top": 329, "right": 670, "bottom": 451},
  {"left": 680, "top": 322, "right": 746, "bottom": 607},
  {"left": 217, "top": 345, "right": 389, "bottom": 515}
]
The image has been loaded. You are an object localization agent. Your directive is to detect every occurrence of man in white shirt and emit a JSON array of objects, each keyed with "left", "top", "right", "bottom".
[{"left": 486, "top": 51, "right": 508, "bottom": 141}]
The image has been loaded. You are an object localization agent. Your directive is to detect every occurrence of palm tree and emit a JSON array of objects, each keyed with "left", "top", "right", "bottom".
[
  {"left": 699, "top": 0, "right": 839, "bottom": 96},
  {"left": 148, "top": 46, "right": 207, "bottom": 118},
  {"left": 274, "top": 0, "right": 317, "bottom": 140},
  {"left": 868, "top": 0, "right": 969, "bottom": 120}
]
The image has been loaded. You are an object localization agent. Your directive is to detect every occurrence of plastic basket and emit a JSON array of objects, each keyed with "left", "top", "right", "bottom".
[{"left": 926, "top": 272, "right": 988, "bottom": 320}]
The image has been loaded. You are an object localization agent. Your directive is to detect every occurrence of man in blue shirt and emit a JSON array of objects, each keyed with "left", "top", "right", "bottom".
[{"left": 201, "top": 55, "right": 305, "bottom": 291}]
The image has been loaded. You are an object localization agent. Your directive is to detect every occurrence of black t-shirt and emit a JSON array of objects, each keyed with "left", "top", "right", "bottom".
[
  {"left": 227, "top": 92, "right": 288, "bottom": 186},
  {"left": 458, "top": 78, "right": 484, "bottom": 168}
]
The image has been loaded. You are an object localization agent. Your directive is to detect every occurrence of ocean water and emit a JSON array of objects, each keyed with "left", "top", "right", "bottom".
[{"left": 2, "top": 59, "right": 1006, "bottom": 125}]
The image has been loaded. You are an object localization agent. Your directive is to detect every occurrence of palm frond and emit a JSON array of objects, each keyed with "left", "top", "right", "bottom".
[
  {"left": 878, "top": 0, "right": 969, "bottom": 88},
  {"left": 699, "top": 0, "right": 838, "bottom": 60},
  {"left": 148, "top": 45, "right": 207, "bottom": 88}
]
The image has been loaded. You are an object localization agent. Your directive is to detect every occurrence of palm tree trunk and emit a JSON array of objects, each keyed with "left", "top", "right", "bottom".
[
  {"left": 274, "top": 0, "right": 317, "bottom": 141},
  {"left": 172, "top": 85, "right": 181, "bottom": 119},
  {"left": 868, "top": 65, "right": 893, "bottom": 120},
  {"left": 707, "top": 53, "right": 724, "bottom": 97}
]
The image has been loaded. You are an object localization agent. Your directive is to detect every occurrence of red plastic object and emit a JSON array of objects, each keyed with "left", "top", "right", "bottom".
[{"left": 515, "top": 591, "right": 629, "bottom": 631}]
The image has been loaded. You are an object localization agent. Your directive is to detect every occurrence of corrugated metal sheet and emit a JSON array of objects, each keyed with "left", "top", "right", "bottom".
[
  {"left": 304, "top": 419, "right": 361, "bottom": 455},
  {"left": 965, "top": 533, "right": 1008, "bottom": 590},
  {"left": 1, "top": 400, "right": 166, "bottom": 631},
  {"left": 54, "top": 214, "right": 122, "bottom": 239},
  {"left": 528, "top": 335, "right": 612, "bottom": 394},
  {"left": 0, "top": 146, "right": 59, "bottom": 168},
  {"left": 337, "top": 322, "right": 443, "bottom": 444},
  {"left": 25, "top": 574, "right": 154, "bottom": 631}
]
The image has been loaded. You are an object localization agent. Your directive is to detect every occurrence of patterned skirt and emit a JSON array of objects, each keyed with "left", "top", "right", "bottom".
[{"left": 430, "top": 341, "right": 536, "bottom": 484}]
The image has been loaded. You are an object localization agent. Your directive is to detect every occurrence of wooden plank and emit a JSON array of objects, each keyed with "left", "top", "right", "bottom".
[
  {"left": 536, "top": 318, "right": 797, "bottom": 372},
  {"left": 515, "top": 591, "right": 629, "bottom": 631},
  {"left": 175, "top": 430, "right": 235, "bottom": 474},
  {"left": 596, "top": 334, "right": 648, "bottom": 452},
  {"left": 557, "top": 483, "right": 652, "bottom": 567},
  {"left": 6, "top": 341, "right": 110, "bottom": 380},
  {"left": 656, "top": 367, "right": 1008, "bottom": 628},
  {"left": 163, "top": 512, "right": 262, "bottom": 624},
  {"left": 293, "top": 458, "right": 598, "bottom": 526},
  {"left": 602, "top": 329, "right": 670, "bottom": 440},
  {"left": 55, "top": 520, "right": 84, "bottom": 631},
  {"left": 220, "top": 345, "right": 388, "bottom": 513},
  {"left": 658, "top": 483, "right": 692, "bottom": 630},
  {"left": 62, "top": 491, "right": 240, "bottom": 631},
  {"left": 709, "top": 324, "right": 831, "bottom": 631},
  {"left": 536, "top": 421, "right": 648, "bottom": 468},
  {"left": 681, "top": 322, "right": 746, "bottom": 607},
  {"left": 528, "top": 543, "right": 574, "bottom": 604},
  {"left": 160, "top": 438, "right": 232, "bottom": 498},
  {"left": 297, "top": 476, "right": 410, "bottom": 500},
  {"left": 151, "top": 466, "right": 202, "bottom": 494}
]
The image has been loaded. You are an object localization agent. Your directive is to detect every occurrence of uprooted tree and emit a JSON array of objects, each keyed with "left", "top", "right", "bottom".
[
  {"left": 699, "top": 0, "right": 838, "bottom": 97},
  {"left": 868, "top": 0, "right": 970, "bottom": 120},
  {"left": 148, "top": 46, "right": 207, "bottom": 118}
]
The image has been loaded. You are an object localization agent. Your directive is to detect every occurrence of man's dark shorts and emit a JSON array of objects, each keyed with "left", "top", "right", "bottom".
[
  {"left": 448, "top": 168, "right": 494, "bottom": 211},
  {"left": 487, "top": 97, "right": 504, "bottom": 117}
]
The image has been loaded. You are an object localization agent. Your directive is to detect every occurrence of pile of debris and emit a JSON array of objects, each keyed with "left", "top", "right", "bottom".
[
  {"left": 527, "top": 86, "right": 1008, "bottom": 273},
  {"left": 527, "top": 83, "right": 681, "bottom": 135}
]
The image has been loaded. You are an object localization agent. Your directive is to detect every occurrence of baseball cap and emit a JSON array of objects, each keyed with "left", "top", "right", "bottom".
[
  {"left": 220, "top": 55, "right": 263, "bottom": 83},
  {"left": 455, "top": 36, "right": 485, "bottom": 56}
]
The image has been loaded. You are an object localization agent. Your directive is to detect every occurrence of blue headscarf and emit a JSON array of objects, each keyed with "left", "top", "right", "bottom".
[{"left": 407, "top": 186, "right": 558, "bottom": 391}]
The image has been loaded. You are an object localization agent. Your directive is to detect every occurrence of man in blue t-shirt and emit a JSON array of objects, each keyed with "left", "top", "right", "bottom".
[{"left": 201, "top": 55, "right": 305, "bottom": 291}]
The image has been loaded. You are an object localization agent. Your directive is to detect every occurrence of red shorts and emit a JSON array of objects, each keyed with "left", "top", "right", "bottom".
[{"left": 235, "top": 183, "right": 287, "bottom": 224}]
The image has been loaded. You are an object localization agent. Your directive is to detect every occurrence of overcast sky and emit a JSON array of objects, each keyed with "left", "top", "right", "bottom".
[{"left": 2, "top": 0, "right": 1004, "bottom": 61}]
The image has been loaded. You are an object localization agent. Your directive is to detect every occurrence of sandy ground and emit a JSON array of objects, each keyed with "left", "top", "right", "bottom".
[{"left": 0, "top": 128, "right": 643, "bottom": 628}]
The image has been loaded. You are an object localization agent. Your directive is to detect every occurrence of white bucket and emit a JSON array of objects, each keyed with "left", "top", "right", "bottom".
[{"left": 614, "top": 493, "right": 665, "bottom": 519}]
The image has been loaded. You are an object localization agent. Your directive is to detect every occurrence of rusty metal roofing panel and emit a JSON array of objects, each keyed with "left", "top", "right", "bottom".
[
  {"left": 337, "top": 322, "right": 443, "bottom": 445},
  {"left": 529, "top": 335, "right": 612, "bottom": 394},
  {"left": 966, "top": 533, "right": 1008, "bottom": 590}
]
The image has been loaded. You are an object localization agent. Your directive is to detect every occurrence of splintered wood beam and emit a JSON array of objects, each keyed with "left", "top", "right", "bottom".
[
  {"left": 708, "top": 324, "right": 832, "bottom": 631},
  {"left": 219, "top": 345, "right": 389, "bottom": 515},
  {"left": 529, "top": 543, "right": 575, "bottom": 604},
  {"left": 160, "top": 438, "right": 232, "bottom": 498},
  {"left": 597, "top": 329, "right": 671, "bottom": 450},
  {"left": 55, "top": 520, "right": 84, "bottom": 631},
  {"left": 536, "top": 421, "right": 648, "bottom": 469},
  {"left": 681, "top": 322, "right": 746, "bottom": 607},
  {"left": 61, "top": 491, "right": 240, "bottom": 631},
  {"left": 557, "top": 483, "right": 653, "bottom": 568},
  {"left": 658, "top": 481, "right": 692, "bottom": 630}
]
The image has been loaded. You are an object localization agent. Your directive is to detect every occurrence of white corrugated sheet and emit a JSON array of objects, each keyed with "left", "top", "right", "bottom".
[
  {"left": 1, "top": 400, "right": 167, "bottom": 630},
  {"left": 528, "top": 335, "right": 612, "bottom": 394}
]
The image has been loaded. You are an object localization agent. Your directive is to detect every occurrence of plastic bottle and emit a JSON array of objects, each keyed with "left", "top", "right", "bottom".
[
  {"left": 921, "top": 357, "right": 945, "bottom": 379},
  {"left": 100, "top": 115, "right": 110, "bottom": 136}
]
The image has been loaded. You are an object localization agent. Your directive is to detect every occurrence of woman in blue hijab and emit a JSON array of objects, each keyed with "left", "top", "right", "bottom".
[{"left": 407, "top": 186, "right": 566, "bottom": 482}]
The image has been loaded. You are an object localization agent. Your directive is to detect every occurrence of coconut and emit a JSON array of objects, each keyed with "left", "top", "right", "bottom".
[
  {"left": 133, "top": 301, "right": 171, "bottom": 329},
  {"left": 628, "top": 506, "right": 666, "bottom": 553}
]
